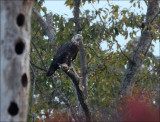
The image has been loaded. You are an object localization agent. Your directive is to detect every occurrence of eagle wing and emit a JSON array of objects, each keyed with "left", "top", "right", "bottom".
[{"left": 53, "top": 42, "right": 71, "bottom": 61}]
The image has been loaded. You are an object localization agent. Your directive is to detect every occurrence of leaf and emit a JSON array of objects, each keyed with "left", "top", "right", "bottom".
[
  {"left": 102, "top": 85, "right": 107, "bottom": 91},
  {"left": 132, "top": 42, "right": 136, "bottom": 48},
  {"left": 80, "top": 2, "right": 82, "bottom": 7},
  {"left": 69, "top": 4, "right": 74, "bottom": 9},
  {"left": 129, "top": 33, "right": 133, "bottom": 38},
  {"left": 106, "top": 82, "right": 109, "bottom": 86},
  {"left": 139, "top": 53, "right": 145, "bottom": 59},
  {"left": 133, "top": 3, "right": 136, "bottom": 7},
  {"left": 150, "top": 25, "right": 156, "bottom": 32},
  {"left": 42, "top": 7, "right": 47, "bottom": 13},
  {"left": 114, "top": 12, "right": 119, "bottom": 19},
  {"left": 107, "top": 0, "right": 110, "bottom": 6},
  {"left": 104, "top": 14, "right": 108, "bottom": 19},
  {"left": 123, "top": 15, "right": 126, "bottom": 20},
  {"left": 125, "top": 32, "right": 128, "bottom": 39},
  {"left": 149, "top": 0, "right": 154, "bottom": 2}
]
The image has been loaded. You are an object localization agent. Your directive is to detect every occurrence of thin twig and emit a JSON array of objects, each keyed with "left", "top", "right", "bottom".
[
  {"left": 30, "top": 61, "right": 47, "bottom": 72},
  {"left": 149, "top": 10, "right": 160, "bottom": 24},
  {"left": 115, "top": 39, "right": 134, "bottom": 64},
  {"left": 31, "top": 40, "right": 47, "bottom": 69}
]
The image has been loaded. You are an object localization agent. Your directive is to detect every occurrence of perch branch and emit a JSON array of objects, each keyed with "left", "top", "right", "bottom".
[{"left": 62, "top": 68, "right": 91, "bottom": 122}]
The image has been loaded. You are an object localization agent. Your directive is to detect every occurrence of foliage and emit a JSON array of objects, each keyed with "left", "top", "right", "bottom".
[
  {"left": 119, "top": 92, "right": 159, "bottom": 121},
  {"left": 28, "top": 0, "right": 159, "bottom": 121}
]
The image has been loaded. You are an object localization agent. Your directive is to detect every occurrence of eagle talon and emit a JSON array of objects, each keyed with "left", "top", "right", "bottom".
[
  {"left": 70, "top": 67, "right": 73, "bottom": 71},
  {"left": 67, "top": 67, "right": 73, "bottom": 72},
  {"left": 61, "top": 64, "right": 69, "bottom": 70}
]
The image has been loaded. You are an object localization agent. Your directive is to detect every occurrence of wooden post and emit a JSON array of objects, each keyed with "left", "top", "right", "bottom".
[{"left": 0, "top": 0, "right": 34, "bottom": 121}]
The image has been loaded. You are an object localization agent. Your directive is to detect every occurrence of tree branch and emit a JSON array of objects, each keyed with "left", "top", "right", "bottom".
[
  {"left": 30, "top": 61, "right": 47, "bottom": 72},
  {"left": 31, "top": 40, "right": 47, "bottom": 69},
  {"left": 118, "top": 0, "right": 159, "bottom": 97},
  {"left": 62, "top": 68, "right": 91, "bottom": 122},
  {"left": 32, "top": 8, "right": 56, "bottom": 45},
  {"left": 115, "top": 39, "right": 134, "bottom": 64}
]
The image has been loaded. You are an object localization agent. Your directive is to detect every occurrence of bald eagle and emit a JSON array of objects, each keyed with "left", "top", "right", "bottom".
[{"left": 46, "top": 34, "right": 83, "bottom": 76}]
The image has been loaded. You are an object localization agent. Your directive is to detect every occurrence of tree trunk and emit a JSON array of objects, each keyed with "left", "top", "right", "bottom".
[
  {"left": 73, "top": 0, "right": 91, "bottom": 121},
  {"left": 118, "top": 0, "right": 159, "bottom": 97},
  {"left": 0, "top": 0, "right": 34, "bottom": 121}
]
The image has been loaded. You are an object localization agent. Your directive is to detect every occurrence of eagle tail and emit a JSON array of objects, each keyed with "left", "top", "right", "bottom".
[{"left": 46, "top": 66, "right": 55, "bottom": 77}]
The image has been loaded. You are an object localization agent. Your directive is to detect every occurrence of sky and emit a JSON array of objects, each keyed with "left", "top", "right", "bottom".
[{"left": 43, "top": 1, "right": 159, "bottom": 57}]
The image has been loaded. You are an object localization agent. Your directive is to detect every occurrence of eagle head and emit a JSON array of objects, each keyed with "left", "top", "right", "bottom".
[{"left": 71, "top": 34, "right": 83, "bottom": 45}]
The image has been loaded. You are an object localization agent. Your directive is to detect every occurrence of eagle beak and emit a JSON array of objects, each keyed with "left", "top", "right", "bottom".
[{"left": 77, "top": 35, "right": 83, "bottom": 41}]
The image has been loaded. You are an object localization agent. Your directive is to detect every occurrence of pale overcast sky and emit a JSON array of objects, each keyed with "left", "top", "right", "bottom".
[{"left": 43, "top": 1, "right": 159, "bottom": 56}]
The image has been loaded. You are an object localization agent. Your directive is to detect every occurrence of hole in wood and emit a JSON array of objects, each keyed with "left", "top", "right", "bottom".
[
  {"left": 17, "top": 13, "right": 25, "bottom": 27},
  {"left": 21, "top": 73, "right": 28, "bottom": 87},
  {"left": 15, "top": 39, "right": 25, "bottom": 55},
  {"left": 8, "top": 101, "right": 19, "bottom": 116}
]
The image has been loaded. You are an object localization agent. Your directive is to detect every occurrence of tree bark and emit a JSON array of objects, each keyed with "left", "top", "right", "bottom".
[
  {"left": 73, "top": 0, "right": 91, "bottom": 121},
  {"left": 74, "top": 0, "right": 88, "bottom": 96},
  {"left": 63, "top": 68, "right": 91, "bottom": 122},
  {"left": 0, "top": 0, "right": 34, "bottom": 121},
  {"left": 118, "top": 0, "right": 159, "bottom": 97}
]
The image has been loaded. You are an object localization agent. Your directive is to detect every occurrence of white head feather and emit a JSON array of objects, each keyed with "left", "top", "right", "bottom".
[{"left": 70, "top": 34, "right": 83, "bottom": 45}]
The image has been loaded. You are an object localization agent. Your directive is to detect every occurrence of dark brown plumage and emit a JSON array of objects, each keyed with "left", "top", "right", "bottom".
[{"left": 46, "top": 34, "right": 83, "bottom": 76}]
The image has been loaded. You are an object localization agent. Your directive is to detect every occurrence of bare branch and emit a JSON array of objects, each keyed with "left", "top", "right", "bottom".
[
  {"left": 30, "top": 61, "right": 47, "bottom": 72},
  {"left": 31, "top": 40, "right": 47, "bottom": 69},
  {"left": 62, "top": 68, "right": 91, "bottom": 122},
  {"left": 115, "top": 39, "right": 134, "bottom": 64},
  {"left": 32, "top": 8, "right": 56, "bottom": 45},
  {"left": 149, "top": 10, "right": 160, "bottom": 24}
]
